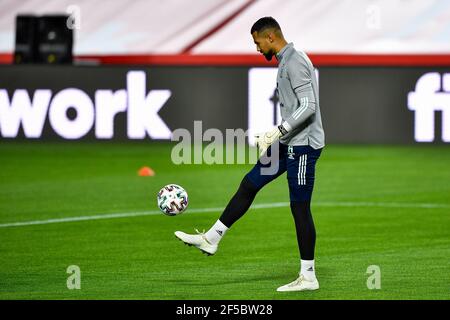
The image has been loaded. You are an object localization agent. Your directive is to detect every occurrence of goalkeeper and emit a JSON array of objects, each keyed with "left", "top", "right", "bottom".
[{"left": 175, "top": 17, "right": 325, "bottom": 292}]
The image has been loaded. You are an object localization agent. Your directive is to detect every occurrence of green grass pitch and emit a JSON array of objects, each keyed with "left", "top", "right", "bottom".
[{"left": 0, "top": 141, "right": 449, "bottom": 300}]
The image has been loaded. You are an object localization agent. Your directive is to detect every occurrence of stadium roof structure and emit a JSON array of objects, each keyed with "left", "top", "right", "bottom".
[
  {"left": 193, "top": 0, "right": 450, "bottom": 55},
  {"left": 0, "top": 0, "right": 449, "bottom": 65}
]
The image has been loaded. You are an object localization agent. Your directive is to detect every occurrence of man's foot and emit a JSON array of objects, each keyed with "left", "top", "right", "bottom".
[
  {"left": 276, "top": 274, "right": 319, "bottom": 292},
  {"left": 174, "top": 229, "right": 218, "bottom": 256}
]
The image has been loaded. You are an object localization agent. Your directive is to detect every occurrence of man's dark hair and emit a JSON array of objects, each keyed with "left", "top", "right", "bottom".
[{"left": 250, "top": 16, "right": 281, "bottom": 34}]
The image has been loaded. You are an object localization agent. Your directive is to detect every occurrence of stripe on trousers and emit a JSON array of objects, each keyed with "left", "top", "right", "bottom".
[{"left": 298, "top": 154, "right": 307, "bottom": 185}]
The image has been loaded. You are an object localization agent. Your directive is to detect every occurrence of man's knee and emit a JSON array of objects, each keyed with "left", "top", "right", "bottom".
[
  {"left": 290, "top": 200, "right": 310, "bottom": 212},
  {"left": 288, "top": 179, "right": 313, "bottom": 202},
  {"left": 241, "top": 175, "right": 261, "bottom": 196}
]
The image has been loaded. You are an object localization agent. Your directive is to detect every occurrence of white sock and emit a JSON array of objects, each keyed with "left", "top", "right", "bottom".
[
  {"left": 204, "top": 220, "right": 228, "bottom": 245},
  {"left": 300, "top": 259, "right": 316, "bottom": 280}
]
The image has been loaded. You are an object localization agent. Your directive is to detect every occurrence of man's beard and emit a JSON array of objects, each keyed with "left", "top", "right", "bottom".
[{"left": 263, "top": 50, "right": 274, "bottom": 61}]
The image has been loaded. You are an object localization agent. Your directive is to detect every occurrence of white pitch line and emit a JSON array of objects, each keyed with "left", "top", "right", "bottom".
[{"left": 0, "top": 201, "right": 448, "bottom": 229}]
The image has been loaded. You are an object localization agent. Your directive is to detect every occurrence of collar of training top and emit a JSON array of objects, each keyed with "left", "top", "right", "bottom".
[{"left": 276, "top": 42, "right": 294, "bottom": 62}]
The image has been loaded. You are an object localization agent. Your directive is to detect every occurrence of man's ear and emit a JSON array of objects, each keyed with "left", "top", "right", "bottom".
[{"left": 267, "top": 31, "right": 275, "bottom": 43}]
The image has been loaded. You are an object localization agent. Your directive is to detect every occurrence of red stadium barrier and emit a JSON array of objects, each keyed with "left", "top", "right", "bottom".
[
  {"left": 0, "top": 53, "right": 13, "bottom": 64},
  {"left": 1, "top": 53, "right": 449, "bottom": 66}
]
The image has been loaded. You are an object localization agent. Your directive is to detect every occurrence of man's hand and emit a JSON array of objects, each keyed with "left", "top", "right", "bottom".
[{"left": 254, "top": 126, "right": 284, "bottom": 157}]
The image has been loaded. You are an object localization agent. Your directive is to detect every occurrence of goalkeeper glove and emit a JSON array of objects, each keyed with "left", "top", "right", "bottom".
[{"left": 255, "top": 124, "right": 289, "bottom": 157}]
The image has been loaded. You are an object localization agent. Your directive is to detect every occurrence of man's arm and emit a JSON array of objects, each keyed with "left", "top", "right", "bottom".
[
  {"left": 280, "top": 57, "right": 316, "bottom": 133},
  {"left": 255, "top": 56, "right": 316, "bottom": 156}
]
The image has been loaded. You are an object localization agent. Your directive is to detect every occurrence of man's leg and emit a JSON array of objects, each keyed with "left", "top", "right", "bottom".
[
  {"left": 290, "top": 201, "right": 316, "bottom": 277},
  {"left": 277, "top": 146, "right": 322, "bottom": 291},
  {"left": 218, "top": 142, "right": 287, "bottom": 228},
  {"left": 175, "top": 143, "right": 287, "bottom": 255}
]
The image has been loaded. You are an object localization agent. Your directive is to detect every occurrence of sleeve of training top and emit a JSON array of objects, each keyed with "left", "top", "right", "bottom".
[{"left": 281, "top": 57, "right": 316, "bottom": 133}]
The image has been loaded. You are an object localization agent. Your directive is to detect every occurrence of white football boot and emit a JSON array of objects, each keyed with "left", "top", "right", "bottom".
[
  {"left": 174, "top": 229, "right": 218, "bottom": 256},
  {"left": 276, "top": 274, "right": 319, "bottom": 292}
]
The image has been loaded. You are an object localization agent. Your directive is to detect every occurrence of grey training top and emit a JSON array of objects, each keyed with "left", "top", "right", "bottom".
[{"left": 276, "top": 43, "right": 325, "bottom": 149}]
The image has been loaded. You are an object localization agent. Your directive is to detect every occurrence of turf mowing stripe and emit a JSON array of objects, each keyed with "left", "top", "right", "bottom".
[
  {"left": 317, "top": 201, "right": 450, "bottom": 209},
  {"left": 0, "top": 201, "right": 448, "bottom": 229}
]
